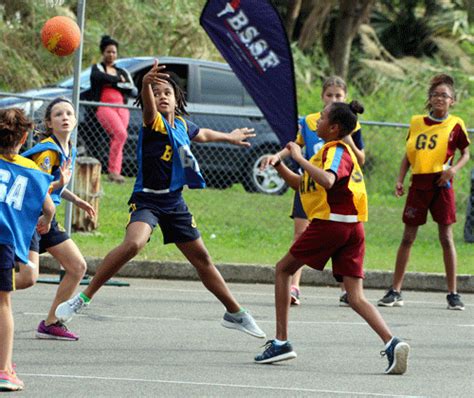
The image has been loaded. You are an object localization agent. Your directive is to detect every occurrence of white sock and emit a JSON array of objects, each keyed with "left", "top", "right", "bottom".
[
  {"left": 385, "top": 337, "right": 395, "bottom": 350},
  {"left": 273, "top": 339, "right": 287, "bottom": 346}
]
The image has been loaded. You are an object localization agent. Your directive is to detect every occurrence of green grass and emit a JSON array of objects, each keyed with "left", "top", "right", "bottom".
[{"left": 57, "top": 174, "right": 474, "bottom": 275}]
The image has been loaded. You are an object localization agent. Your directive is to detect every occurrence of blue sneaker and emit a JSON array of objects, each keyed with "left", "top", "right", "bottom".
[
  {"left": 381, "top": 337, "right": 410, "bottom": 374},
  {"left": 255, "top": 340, "right": 297, "bottom": 364}
]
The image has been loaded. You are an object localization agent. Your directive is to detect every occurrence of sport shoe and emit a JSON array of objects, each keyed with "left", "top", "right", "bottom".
[
  {"left": 290, "top": 285, "right": 300, "bottom": 306},
  {"left": 36, "top": 320, "right": 79, "bottom": 341},
  {"left": 377, "top": 288, "right": 403, "bottom": 307},
  {"left": 339, "top": 292, "right": 350, "bottom": 307},
  {"left": 0, "top": 370, "right": 24, "bottom": 391},
  {"left": 55, "top": 293, "right": 89, "bottom": 323},
  {"left": 255, "top": 340, "right": 297, "bottom": 364},
  {"left": 447, "top": 293, "right": 465, "bottom": 310},
  {"left": 380, "top": 337, "right": 410, "bottom": 374},
  {"left": 221, "top": 310, "right": 266, "bottom": 339}
]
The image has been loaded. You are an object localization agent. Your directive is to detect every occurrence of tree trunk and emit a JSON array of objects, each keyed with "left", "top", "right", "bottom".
[
  {"left": 284, "top": 0, "right": 303, "bottom": 40},
  {"left": 298, "top": 0, "right": 334, "bottom": 51},
  {"left": 329, "top": 0, "right": 374, "bottom": 78}
]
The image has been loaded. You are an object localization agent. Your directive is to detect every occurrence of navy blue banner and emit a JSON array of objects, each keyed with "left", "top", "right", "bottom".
[{"left": 200, "top": 0, "right": 298, "bottom": 146}]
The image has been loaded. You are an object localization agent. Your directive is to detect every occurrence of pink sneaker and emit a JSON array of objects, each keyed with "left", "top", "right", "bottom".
[
  {"left": 0, "top": 370, "right": 24, "bottom": 391},
  {"left": 35, "top": 320, "right": 79, "bottom": 341},
  {"left": 290, "top": 286, "right": 301, "bottom": 306}
]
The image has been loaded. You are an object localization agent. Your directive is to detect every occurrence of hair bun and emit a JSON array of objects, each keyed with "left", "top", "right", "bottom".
[
  {"left": 99, "top": 35, "right": 119, "bottom": 52},
  {"left": 349, "top": 100, "right": 364, "bottom": 115}
]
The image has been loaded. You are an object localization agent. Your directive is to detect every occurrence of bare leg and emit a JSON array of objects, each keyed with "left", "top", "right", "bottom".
[
  {"left": 83, "top": 222, "right": 152, "bottom": 299},
  {"left": 275, "top": 253, "right": 304, "bottom": 340},
  {"left": 344, "top": 276, "right": 392, "bottom": 343},
  {"left": 44, "top": 240, "right": 87, "bottom": 325},
  {"left": 438, "top": 224, "right": 457, "bottom": 292},
  {"left": 176, "top": 238, "right": 240, "bottom": 313},
  {"left": 289, "top": 218, "right": 309, "bottom": 289},
  {"left": 393, "top": 225, "right": 418, "bottom": 292},
  {"left": 0, "top": 292, "right": 13, "bottom": 373},
  {"left": 14, "top": 251, "right": 39, "bottom": 290}
]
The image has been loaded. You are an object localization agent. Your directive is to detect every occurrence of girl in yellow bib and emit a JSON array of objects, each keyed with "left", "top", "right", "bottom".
[
  {"left": 261, "top": 76, "right": 365, "bottom": 306},
  {"left": 378, "top": 74, "right": 470, "bottom": 310},
  {"left": 255, "top": 101, "right": 410, "bottom": 375}
]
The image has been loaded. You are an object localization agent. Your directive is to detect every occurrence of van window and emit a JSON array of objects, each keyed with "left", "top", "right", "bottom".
[{"left": 200, "top": 68, "right": 243, "bottom": 106}]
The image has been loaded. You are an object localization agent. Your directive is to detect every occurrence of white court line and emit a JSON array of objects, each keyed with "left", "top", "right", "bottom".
[
  {"left": 128, "top": 286, "right": 474, "bottom": 307},
  {"left": 21, "top": 312, "right": 473, "bottom": 328},
  {"left": 21, "top": 373, "right": 425, "bottom": 398}
]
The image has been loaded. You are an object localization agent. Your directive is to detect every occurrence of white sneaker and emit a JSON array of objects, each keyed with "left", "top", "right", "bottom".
[
  {"left": 55, "top": 293, "right": 89, "bottom": 323},
  {"left": 221, "top": 310, "right": 266, "bottom": 339}
]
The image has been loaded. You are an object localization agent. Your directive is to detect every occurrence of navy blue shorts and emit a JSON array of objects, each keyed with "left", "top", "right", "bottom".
[
  {"left": 30, "top": 216, "right": 70, "bottom": 254},
  {"left": 128, "top": 198, "right": 200, "bottom": 245},
  {"left": 290, "top": 190, "right": 307, "bottom": 219},
  {"left": 0, "top": 244, "right": 15, "bottom": 291}
]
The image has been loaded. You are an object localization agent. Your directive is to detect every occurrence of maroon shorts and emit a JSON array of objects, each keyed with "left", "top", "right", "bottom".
[
  {"left": 289, "top": 219, "right": 365, "bottom": 282},
  {"left": 403, "top": 186, "right": 456, "bottom": 226}
]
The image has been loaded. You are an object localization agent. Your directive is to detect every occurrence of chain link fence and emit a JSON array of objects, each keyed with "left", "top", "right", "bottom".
[{"left": 1, "top": 93, "right": 473, "bottom": 255}]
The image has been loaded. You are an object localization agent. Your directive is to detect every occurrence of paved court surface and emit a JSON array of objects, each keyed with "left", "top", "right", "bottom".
[{"left": 10, "top": 277, "right": 473, "bottom": 397}]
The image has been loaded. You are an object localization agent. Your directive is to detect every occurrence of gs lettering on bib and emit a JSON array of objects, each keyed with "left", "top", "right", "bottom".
[{"left": 406, "top": 115, "right": 465, "bottom": 174}]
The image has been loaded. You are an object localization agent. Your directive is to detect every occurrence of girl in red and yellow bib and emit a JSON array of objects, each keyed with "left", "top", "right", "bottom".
[
  {"left": 378, "top": 74, "right": 470, "bottom": 310},
  {"left": 255, "top": 101, "right": 410, "bottom": 375}
]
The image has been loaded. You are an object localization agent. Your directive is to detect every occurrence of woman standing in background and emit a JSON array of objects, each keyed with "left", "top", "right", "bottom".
[{"left": 90, "top": 35, "right": 137, "bottom": 183}]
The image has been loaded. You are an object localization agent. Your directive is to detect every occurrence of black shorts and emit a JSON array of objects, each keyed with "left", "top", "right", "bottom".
[
  {"left": 0, "top": 244, "right": 15, "bottom": 291},
  {"left": 128, "top": 197, "right": 200, "bottom": 245},
  {"left": 30, "top": 216, "right": 70, "bottom": 254},
  {"left": 290, "top": 190, "right": 307, "bottom": 219}
]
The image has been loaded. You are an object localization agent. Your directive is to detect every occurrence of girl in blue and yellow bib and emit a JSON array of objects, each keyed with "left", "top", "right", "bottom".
[
  {"left": 255, "top": 101, "right": 410, "bottom": 375},
  {"left": 0, "top": 108, "right": 55, "bottom": 391},
  {"left": 56, "top": 59, "right": 266, "bottom": 340},
  {"left": 20, "top": 98, "right": 96, "bottom": 341},
  {"left": 261, "top": 76, "right": 365, "bottom": 306},
  {"left": 378, "top": 74, "right": 470, "bottom": 310}
]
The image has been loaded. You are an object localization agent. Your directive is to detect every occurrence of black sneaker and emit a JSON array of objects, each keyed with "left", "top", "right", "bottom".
[
  {"left": 377, "top": 288, "right": 403, "bottom": 307},
  {"left": 339, "top": 292, "right": 350, "bottom": 307},
  {"left": 254, "top": 340, "right": 297, "bottom": 364},
  {"left": 380, "top": 337, "right": 410, "bottom": 375},
  {"left": 446, "top": 293, "right": 465, "bottom": 311}
]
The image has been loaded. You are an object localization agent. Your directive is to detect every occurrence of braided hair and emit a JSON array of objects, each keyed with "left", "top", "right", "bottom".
[{"left": 134, "top": 72, "right": 188, "bottom": 116}]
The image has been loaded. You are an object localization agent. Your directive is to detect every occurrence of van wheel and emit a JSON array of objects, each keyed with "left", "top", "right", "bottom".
[{"left": 242, "top": 152, "right": 288, "bottom": 195}]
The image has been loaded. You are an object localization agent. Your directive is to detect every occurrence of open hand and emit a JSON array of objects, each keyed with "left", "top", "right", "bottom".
[
  {"left": 143, "top": 59, "right": 169, "bottom": 86},
  {"left": 58, "top": 159, "right": 72, "bottom": 188},
  {"left": 75, "top": 198, "right": 96, "bottom": 218},
  {"left": 228, "top": 128, "right": 256, "bottom": 147}
]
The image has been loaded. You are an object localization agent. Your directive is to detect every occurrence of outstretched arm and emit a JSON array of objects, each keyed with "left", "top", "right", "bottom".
[
  {"left": 141, "top": 59, "right": 169, "bottom": 125},
  {"left": 193, "top": 127, "right": 256, "bottom": 147},
  {"left": 61, "top": 189, "right": 96, "bottom": 218}
]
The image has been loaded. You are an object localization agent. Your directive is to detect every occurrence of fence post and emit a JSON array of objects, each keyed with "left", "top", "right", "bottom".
[{"left": 72, "top": 156, "right": 102, "bottom": 231}]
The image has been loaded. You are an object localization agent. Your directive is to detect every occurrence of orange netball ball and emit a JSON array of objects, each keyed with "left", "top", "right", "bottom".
[{"left": 41, "top": 16, "right": 81, "bottom": 56}]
